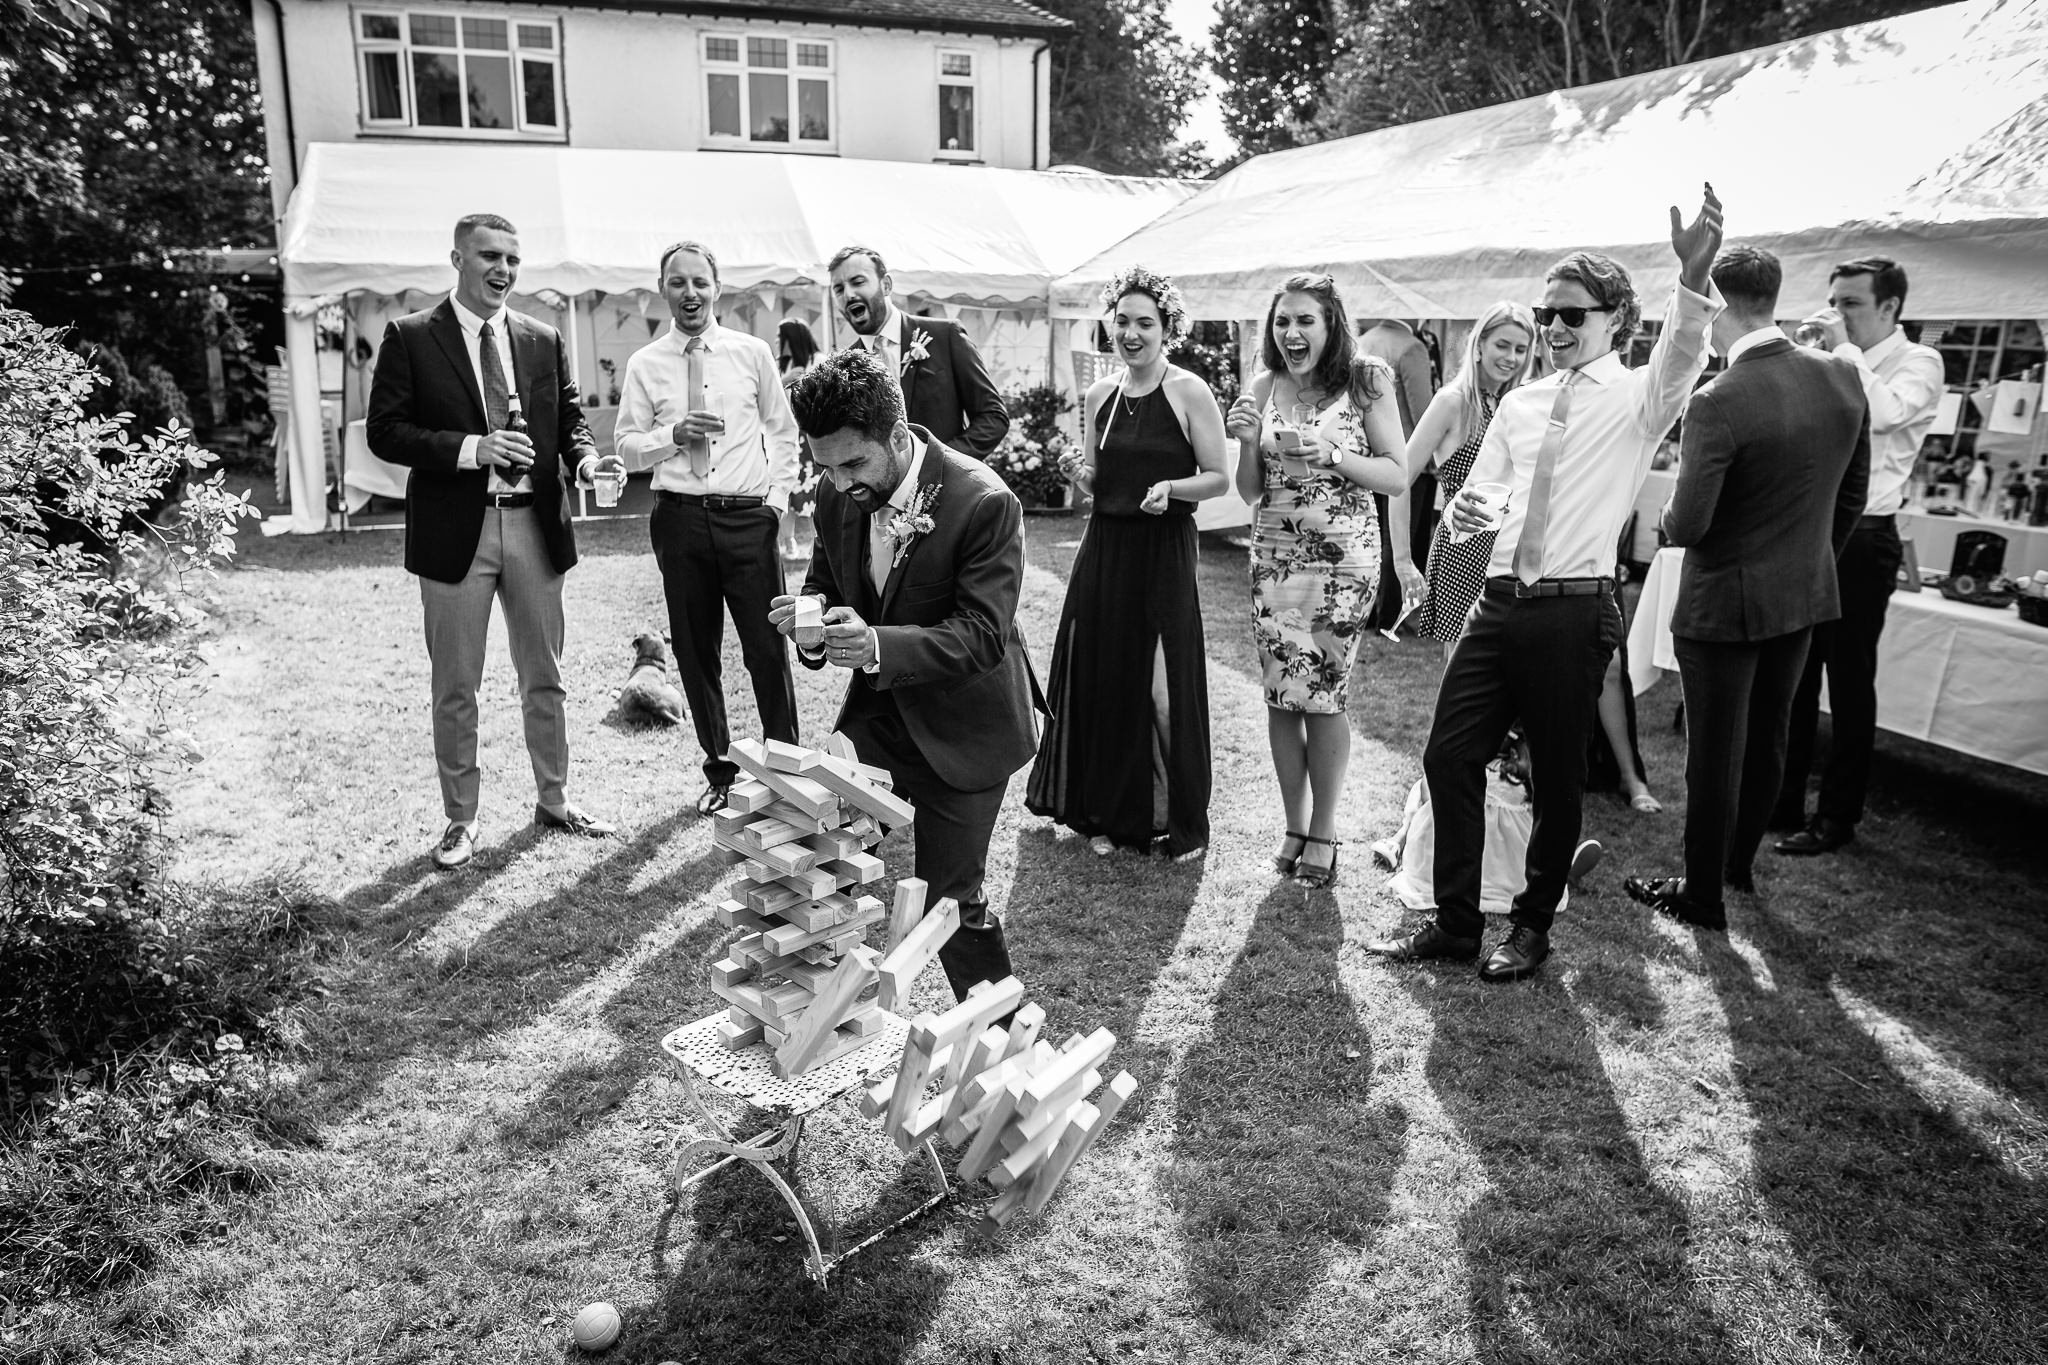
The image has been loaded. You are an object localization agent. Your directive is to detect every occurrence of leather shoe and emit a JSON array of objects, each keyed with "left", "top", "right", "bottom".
[
  {"left": 432, "top": 821, "right": 475, "bottom": 870},
  {"left": 1479, "top": 925, "right": 1550, "bottom": 982},
  {"left": 1569, "top": 838, "right": 1603, "bottom": 888},
  {"left": 1774, "top": 818, "right": 1854, "bottom": 857},
  {"left": 1365, "top": 923, "right": 1479, "bottom": 962},
  {"left": 696, "top": 784, "right": 732, "bottom": 817},
  {"left": 1623, "top": 874, "right": 1727, "bottom": 931},
  {"left": 534, "top": 803, "right": 617, "bottom": 837}
]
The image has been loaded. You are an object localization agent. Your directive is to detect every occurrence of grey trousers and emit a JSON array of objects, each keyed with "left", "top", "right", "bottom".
[{"left": 419, "top": 506, "right": 568, "bottom": 824}]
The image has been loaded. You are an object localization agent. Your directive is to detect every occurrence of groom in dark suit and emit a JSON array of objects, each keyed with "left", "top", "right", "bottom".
[
  {"left": 1624, "top": 245, "right": 1869, "bottom": 927},
  {"left": 828, "top": 245, "right": 1009, "bottom": 457},
  {"left": 367, "top": 212, "right": 622, "bottom": 869},
  {"left": 769, "top": 349, "right": 1037, "bottom": 1001}
]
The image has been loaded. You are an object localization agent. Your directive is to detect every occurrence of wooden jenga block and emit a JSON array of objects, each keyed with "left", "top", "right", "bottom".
[
  {"left": 762, "top": 899, "right": 882, "bottom": 957},
  {"left": 763, "top": 738, "right": 822, "bottom": 774},
  {"left": 725, "top": 779, "right": 777, "bottom": 813},
  {"left": 773, "top": 862, "right": 853, "bottom": 901},
  {"left": 773, "top": 898, "right": 841, "bottom": 934},
  {"left": 879, "top": 897, "right": 959, "bottom": 1012},
  {"left": 843, "top": 1004, "right": 886, "bottom": 1035},
  {"left": 762, "top": 1021, "right": 788, "bottom": 1048},
  {"left": 941, "top": 1025, "right": 1007, "bottom": 1125},
  {"left": 709, "top": 843, "right": 746, "bottom": 866},
  {"left": 775, "top": 945, "right": 881, "bottom": 1076},
  {"left": 858, "top": 1041, "right": 953, "bottom": 1120},
  {"left": 883, "top": 1025, "right": 943, "bottom": 1145},
  {"left": 956, "top": 1079, "right": 1027, "bottom": 1182},
  {"left": 992, "top": 1094, "right": 1091, "bottom": 1189},
  {"left": 885, "top": 878, "right": 928, "bottom": 952},
  {"left": 733, "top": 817, "right": 808, "bottom": 855},
  {"left": 754, "top": 837, "right": 824, "bottom": 878},
  {"left": 1023, "top": 1071, "right": 1137, "bottom": 1216},
  {"left": 942, "top": 1041, "right": 1054, "bottom": 1146},
  {"left": 713, "top": 809, "right": 752, "bottom": 840},
  {"left": 819, "top": 730, "right": 860, "bottom": 763},
  {"left": 741, "top": 879, "right": 808, "bottom": 918},
  {"left": 776, "top": 1021, "right": 878, "bottom": 1077},
  {"left": 845, "top": 813, "right": 883, "bottom": 845},
  {"left": 805, "top": 827, "right": 866, "bottom": 861},
  {"left": 1013, "top": 1068, "right": 1101, "bottom": 1144},
  {"left": 760, "top": 798, "right": 842, "bottom": 833},
  {"left": 709, "top": 978, "right": 775, "bottom": 1025},
  {"left": 710, "top": 957, "right": 752, "bottom": 988},
  {"left": 728, "top": 739, "right": 839, "bottom": 819},
  {"left": 984, "top": 1181, "right": 1031, "bottom": 1226},
  {"left": 809, "top": 751, "right": 917, "bottom": 827},
  {"left": 972, "top": 1001, "right": 1044, "bottom": 1086},
  {"left": 763, "top": 958, "right": 833, "bottom": 994},
  {"left": 717, "top": 1018, "right": 762, "bottom": 1050},
  {"left": 716, "top": 899, "right": 767, "bottom": 931},
  {"left": 1018, "top": 1028, "right": 1116, "bottom": 1118},
  {"left": 916, "top": 976, "right": 1025, "bottom": 1053},
  {"left": 825, "top": 851, "right": 885, "bottom": 885}
]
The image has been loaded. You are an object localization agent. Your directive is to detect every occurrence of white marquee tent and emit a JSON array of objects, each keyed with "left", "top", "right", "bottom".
[
  {"left": 272, "top": 143, "right": 1199, "bottom": 531},
  {"left": 1054, "top": 0, "right": 2048, "bottom": 323}
]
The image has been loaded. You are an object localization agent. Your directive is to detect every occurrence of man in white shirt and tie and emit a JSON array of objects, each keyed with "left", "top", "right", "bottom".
[
  {"left": 1772, "top": 256, "right": 1946, "bottom": 857},
  {"left": 614, "top": 241, "right": 802, "bottom": 816},
  {"left": 1369, "top": 186, "right": 1725, "bottom": 983},
  {"left": 827, "top": 245, "right": 1010, "bottom": 457}
]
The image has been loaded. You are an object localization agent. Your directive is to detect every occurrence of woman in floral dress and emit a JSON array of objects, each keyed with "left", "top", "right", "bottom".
[{"left": 1225, "top": 273, "right": 1410, "bottom": 887}]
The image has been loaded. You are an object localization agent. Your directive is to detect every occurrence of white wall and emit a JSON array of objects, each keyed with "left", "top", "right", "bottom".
[{"left": 268, "top": 1, "right": 1049, "bottom": 186}]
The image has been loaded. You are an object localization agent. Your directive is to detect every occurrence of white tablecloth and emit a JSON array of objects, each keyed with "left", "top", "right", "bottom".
[
  {"left": 1896, "top": 508, "right": 2048, "bottom": 581},
  {"left": 1628, "top": 546, "right": 2048, "bottom": 776}
]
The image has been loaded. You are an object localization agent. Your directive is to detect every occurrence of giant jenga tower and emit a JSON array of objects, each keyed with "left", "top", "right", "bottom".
[{"left": 706, "top": 736, "right": 921, "bottom": 1079}]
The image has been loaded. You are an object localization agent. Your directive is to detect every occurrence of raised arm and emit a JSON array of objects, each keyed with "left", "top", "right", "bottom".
[{"left": 1628, "top": 184, "right": 1727, "bottom": 452}]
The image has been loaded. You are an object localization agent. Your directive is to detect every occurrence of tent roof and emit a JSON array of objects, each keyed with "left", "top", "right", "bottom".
[
  {"left": 1055, "top": 0, "right": 2048, "bottom": 321},
  {"left": 280, "top": 144, "right": 1198, "bottom": 305}
]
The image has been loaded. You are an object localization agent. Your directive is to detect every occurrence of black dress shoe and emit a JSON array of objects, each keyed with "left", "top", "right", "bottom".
[
  {"left": 1478, "top": 926, "right": 1550, "bottom": 982},
  {"left": 1365, "top": 923, "right": 1480, "bottom": 962},
  {"left": 1774, "top": 818, "right": 1854, "bottom": 857},
  {"left": 534, "top": 803, "right": 618, "bottom": 837},
  {"left": 1623, "top": 874, "right": 1727, "bottom": 931}
]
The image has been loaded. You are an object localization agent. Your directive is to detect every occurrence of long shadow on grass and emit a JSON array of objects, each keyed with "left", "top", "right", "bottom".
[
  {"left": 1166, "top": 884, "right": 1408, "bottom": 1338},
  {"left": 293, "top": 807, "right": 733, "bottom": 1125},
  {"left": 1698, "top": 904, "right": 2048, "bottom": 1363},
  {"left": 1404, "top": 965, "right": 1738, "bottom": 1364}
]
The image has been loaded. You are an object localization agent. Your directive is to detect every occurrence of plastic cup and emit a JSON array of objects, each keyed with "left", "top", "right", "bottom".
[
  {"left": 793, "top": 596, "right": 824, "bottom": 650},
  {"left": 594, "top": 469, "right": 624, "bottom": 508},
  {"left": 1794, "top": 321, "right": 1830, "bottom": 349},
  {"left": 1450, "top": 480, "right": 1510, "bottom": 543}
]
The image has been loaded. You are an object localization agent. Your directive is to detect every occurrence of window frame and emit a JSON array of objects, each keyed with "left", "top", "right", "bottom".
[
  {"left": 934, "top": 46, "right": 980, "bottom": 162},
  {"left": 351, "top": 7, "right": 567, "bottom": 142},
  {"left": 700, "top": 28, "right": 838, "bottom": 153}
]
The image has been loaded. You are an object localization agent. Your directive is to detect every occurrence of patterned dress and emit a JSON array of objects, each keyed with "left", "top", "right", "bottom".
[
  {"left": 1250, "top": 391, "right": 1381, "bottom": 712},
  {"left": 1411, "top": 388, "right": 1500, "bottom": 643}
]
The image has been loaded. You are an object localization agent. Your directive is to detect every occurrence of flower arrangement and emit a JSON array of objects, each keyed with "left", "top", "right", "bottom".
[
  {"left": 881, "top": 483, "right": 940, "bottom": 567},
  {"left": 989, "top": 384, "right": 1076, "bottom": 505}
]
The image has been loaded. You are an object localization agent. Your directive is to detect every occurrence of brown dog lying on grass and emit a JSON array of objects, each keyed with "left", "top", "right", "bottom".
[{"left": 619, "top": 632, "right": 686, "bottom": 726}]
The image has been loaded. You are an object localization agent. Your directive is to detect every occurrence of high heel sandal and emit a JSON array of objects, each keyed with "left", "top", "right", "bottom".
[
  {"left": 1273, "top": 830, "right": 1310, "bottom": 876},
  {"left": 1293, "top": 836, "right": 1342, "bottom": 889}
]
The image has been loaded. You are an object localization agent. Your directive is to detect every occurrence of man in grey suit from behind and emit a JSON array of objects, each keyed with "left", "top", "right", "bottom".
[{"left": 1624, "top": 245, "right": 1870, "bottom": 929}]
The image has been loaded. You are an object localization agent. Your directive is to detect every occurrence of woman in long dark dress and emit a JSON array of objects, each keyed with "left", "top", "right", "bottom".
[{"left": 1026, "top": 266, "right": 1229, "bottom": 858}]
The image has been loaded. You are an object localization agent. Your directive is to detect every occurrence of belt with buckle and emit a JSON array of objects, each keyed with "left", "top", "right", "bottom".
[
  {"left": 487, "top": 492, "right": 535, "bottom": 509},
  {"left": 657, "top": 491, "right": 766, "bottom": 511},
  {"left": 1485, "top": 575, "right": 1613, "bottom": 599}
]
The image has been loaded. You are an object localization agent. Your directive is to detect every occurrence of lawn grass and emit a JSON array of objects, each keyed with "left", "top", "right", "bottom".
[{"left": 18, "top": 507, "right": 2048, "bottom": 1363}]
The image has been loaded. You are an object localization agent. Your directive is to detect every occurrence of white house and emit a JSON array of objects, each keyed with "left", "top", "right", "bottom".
[{"left": 250, "top": 0, "right": 1072, "bottom": 219}]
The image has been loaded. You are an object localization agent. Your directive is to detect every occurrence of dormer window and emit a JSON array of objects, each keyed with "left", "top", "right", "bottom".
[{"left": 355, "top": 9, "right": 564, "bottom": 139}]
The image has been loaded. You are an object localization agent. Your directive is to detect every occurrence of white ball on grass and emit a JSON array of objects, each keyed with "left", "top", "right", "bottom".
[{"left": 570, "top": 1301, "right": 622, "bottom": 1352}]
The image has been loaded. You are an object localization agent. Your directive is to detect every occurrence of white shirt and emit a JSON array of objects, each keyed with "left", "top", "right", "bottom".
[
  {"left": 1829, "top": 326, "right": 1945, "bottom": 516},
  {"left": 449, "top": 297, "right": 528, "bottom": 493},
  {"left": 1725, "top": 325, "right": 1785, "bottom": 364},
  {"left": 1468, "top": 281, "right": 1722, "bottom": 581},
  {"left": 612, "top": 322, "right": 800, "bottom": 511},
  {"left": 869, "top": 440, "right": 929, "bottom": 598},
  {"left": 848, "top": 302, "right": 906, "bottom": 373}
]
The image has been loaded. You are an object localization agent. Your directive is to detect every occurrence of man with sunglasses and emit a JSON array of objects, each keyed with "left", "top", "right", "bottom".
[{"left": 1369, "top": 184, "right": 1724, "bottom": 983}]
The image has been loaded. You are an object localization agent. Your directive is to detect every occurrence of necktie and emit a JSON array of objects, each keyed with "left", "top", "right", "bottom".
[
  {"left": 684, "top": 336, "right": 711, "bottom": 479},
  {"left": 478, "top": 321, "right": 524, "bottom": 493},
  {"left": 868, "top": 505, "right": 895, "bottom": 597},
  {"left": 1513, "top": 370, "right": 1579, "bottom": 586}
]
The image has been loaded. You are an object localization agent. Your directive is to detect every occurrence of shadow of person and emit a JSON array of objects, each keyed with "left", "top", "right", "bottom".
[
  {"left": 1400, "top": 968, "right": 1737, "bottom": 1364},
  {"left": 634, "top": 1115, "right": 952, "bottom": 1363},
  {"left": 1167, "top": 884, "right": 1407, "bottom": 1339},
  {"left": 1698, "top": 906, "right": 2048, "bottom": 1361}
]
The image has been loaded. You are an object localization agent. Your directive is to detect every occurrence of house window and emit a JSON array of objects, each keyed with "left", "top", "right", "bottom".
[
  {"left": 354, "top": 8, "right": 563, "bottom": 138},
  {"left": 937, "top": 49, "right": 977, "bottom": 158},
  {"left": 703, "top": 32, "right": 834, "bottom": 149}
]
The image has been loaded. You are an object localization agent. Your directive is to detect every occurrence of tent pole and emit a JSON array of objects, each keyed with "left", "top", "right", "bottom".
[{"left": 284, "top": 303, "right": 328, "bottom": 533}]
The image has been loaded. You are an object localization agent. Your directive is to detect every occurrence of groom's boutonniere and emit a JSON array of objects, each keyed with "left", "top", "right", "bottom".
[
  {"left": 882, "top": 483, "right": 940, "bottom": 568},
  {"left": 904, "top": 328, "right": 933, "bottom": 371}
]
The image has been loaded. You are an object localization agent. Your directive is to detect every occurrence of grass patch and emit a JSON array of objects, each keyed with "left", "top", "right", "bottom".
[{"left": 12, "top": 514, "right": 2046, "bottom": 1363}]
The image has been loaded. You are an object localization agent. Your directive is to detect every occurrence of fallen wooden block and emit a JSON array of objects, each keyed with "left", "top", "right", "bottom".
[
  {"left": 942, "top": 1042, "right": 1055, "bottom": 1146},
  {"left": 1012, "top": 1067, "right": 1102, "bottom": 1145},
  {"left": 774, "top": 945, "right": 881, "bottom": 1077},
  {"left": 960, "top": 1001, "right": 1042, "bottom": 1090},
  {"left": 992, "top": 1093, "right": 1091, "bottom": 1189},
  {"left": 858, "top": 1041, "right": 953, "bottom": 1120},
  {"left": 885, "top": 878, "right": 927, "bottom": 953},
  {"left": 882, "top": 1025, "right": 944, "bottom": 1146},
  {"left": 912, "top": 976, "right": 1026, "bottom": 1055},
  {"left": 1018, "top": 1027, "right": 1116, "bottom": 1118},
  {"left": 763, "top": 738, "right": 823, "bottom": 775},
  {"left": 878, "top": 897, "right": 959, "bottom": 1013},
  {"left": 940, "top": 1024, "right": 1008, "bottom": 1130},
  {"left": 1022, "top": 1071, "right": 1138, "bottom": 1217},
  {"left": 956, "top": 1078, "right": 1027, "bottom": 1182}
]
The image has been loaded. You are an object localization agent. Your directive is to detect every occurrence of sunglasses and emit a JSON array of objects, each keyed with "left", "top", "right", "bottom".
[{"left": 1533, "top": 305, "right": 1612, "bottom": 328}]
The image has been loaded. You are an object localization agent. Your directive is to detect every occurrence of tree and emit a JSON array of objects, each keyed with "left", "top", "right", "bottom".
[
  {"left": 1041, "top": 0, "right": 1210, "bottom": 176},
  {"left": 1312, "top": 0, "right": 1947, "bottom": 141},
  {"left": 1211, "top": 0, "right": 1344, "bottom": 158}
]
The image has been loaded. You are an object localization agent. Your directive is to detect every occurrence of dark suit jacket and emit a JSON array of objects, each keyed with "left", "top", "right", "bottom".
[
  {"left": 1665, "top": 337, "right": 1871, "bottom": 643},
  {"left": 800, "top": 430, "right": 1037, "bottom": 793},
  {"left": 892, "top": 314, "right": 1009, "bottom": 458},
  {"left": 366, "top": 299, "right": 597, "bottom": 584}
]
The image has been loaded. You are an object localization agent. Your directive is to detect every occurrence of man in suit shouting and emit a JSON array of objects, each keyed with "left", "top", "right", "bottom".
[
  {"left": 368, "top": 212, "right": 622, "bottom": 869},
  {"left": 828, "top": 245, "right": 1009, "bottom": 457},
  {"left": 768, "top": 349, "right": 1037, "bottom": 1002},
  {"left": 1625, "top": 245, "right": 1869, "bottom": 928}
]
